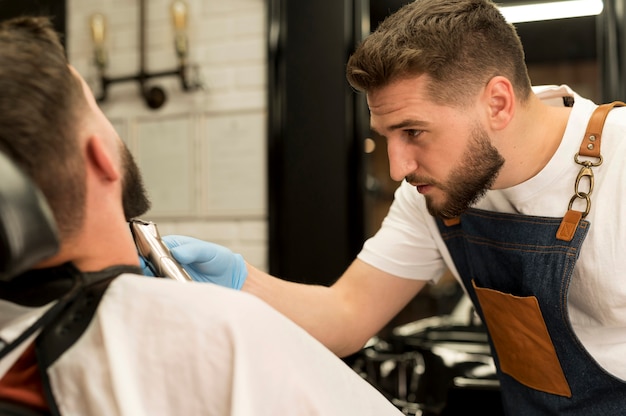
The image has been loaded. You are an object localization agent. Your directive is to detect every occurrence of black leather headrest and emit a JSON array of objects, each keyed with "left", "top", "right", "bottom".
[{"left": 0, "top": 151, "right": 59, "bottom": 282}]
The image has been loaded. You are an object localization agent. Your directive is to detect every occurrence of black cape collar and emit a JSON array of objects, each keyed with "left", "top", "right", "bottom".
[{"left": 0, "top": 262, "right": 142, "bottom": 307}]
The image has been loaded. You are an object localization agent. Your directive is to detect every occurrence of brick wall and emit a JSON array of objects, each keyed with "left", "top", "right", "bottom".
[{"left": 67, "top": 0, "right": 268, "bottom": 270}]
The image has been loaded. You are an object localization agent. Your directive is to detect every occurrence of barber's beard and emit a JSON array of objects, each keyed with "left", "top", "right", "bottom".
[
  {"left": 418, "top": 125, "right": 504, "bottom": 219},
  {"left": 120, "top": 144, "right": 151, "bottom": 220}
]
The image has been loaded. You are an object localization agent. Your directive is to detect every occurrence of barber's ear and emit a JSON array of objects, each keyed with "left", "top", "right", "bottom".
[
  {"left": 85, "top": 136, "right": 120, "bottom": 182},
  {"left": 483, "top": 76, "right": 515, "bottom": 131}
]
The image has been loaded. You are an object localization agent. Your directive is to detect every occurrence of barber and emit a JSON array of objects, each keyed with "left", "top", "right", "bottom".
[{"left": 153, "top": 0, "right": 626, "bottom": 413}]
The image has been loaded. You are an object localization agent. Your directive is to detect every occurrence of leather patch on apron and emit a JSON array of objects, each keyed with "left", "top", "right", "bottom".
[{"left": 472, "top": 280, "right": 572, "bottom": 397}]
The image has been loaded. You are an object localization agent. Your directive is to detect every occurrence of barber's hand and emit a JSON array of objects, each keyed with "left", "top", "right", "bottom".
[
  {"left": 138, "top": 255, "right": 155, "bottom": 277},
  {"left": 161, "top": 235, "right": 248, "bottom": 290}
]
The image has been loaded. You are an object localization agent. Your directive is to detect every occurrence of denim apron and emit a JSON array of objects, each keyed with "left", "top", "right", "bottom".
[{"left": 435, "top": 102, "right": 626, "bottom": 414}]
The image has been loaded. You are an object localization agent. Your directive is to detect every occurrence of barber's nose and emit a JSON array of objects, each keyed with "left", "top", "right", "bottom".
[{"left": 387, "top": 141, "right": 417, "bottom": 182}]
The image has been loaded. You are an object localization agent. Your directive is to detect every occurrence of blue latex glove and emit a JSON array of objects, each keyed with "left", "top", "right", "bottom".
[
  {"left": 138, "top": 255, "right": 155, "bottom": 276},
  {"left": 160, "top": 235, "right": 248, "bottom": 290}
]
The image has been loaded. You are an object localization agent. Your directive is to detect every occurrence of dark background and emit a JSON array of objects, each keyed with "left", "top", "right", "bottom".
[{"left": 0, "top": 0, "right": 66, "bottom": 46}]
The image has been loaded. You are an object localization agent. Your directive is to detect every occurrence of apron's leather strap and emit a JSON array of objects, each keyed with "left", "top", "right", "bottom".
[
  {"left": 579, "top": 101, "right": 626, "bottom": 158},
  {"left": 558, "top": 101, "right": 625, "bottom": 241}
]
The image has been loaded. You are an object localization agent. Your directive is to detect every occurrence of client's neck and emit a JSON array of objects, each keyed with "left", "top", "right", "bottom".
[{"left": 36, "top": 220, "right": 140, "bottom": 273}]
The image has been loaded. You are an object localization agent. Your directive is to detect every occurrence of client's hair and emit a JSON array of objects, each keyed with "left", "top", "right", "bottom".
[{"left": 0, "top": 16, "right": 88, "bottom": 238}]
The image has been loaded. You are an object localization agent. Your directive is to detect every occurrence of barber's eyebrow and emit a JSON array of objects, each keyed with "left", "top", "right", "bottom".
[{"left": 370, "top": 119, "right": 430, "bottom": 136}]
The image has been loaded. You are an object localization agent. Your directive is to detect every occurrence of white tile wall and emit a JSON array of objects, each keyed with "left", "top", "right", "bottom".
[{"left": 67, "top": 0, "right": 269, "bottom": 270}]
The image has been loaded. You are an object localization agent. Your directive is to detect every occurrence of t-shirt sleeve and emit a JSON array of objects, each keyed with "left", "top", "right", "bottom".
[{"left": 357, "top": 181, "right": 447, "bottom": 282}]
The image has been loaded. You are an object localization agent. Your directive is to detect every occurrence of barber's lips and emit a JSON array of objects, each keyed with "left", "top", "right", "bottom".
[{"left": 416, "top": 184, "right": 431, "bottom": 194}]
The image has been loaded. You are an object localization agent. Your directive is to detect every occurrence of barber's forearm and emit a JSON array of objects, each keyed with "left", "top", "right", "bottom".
[{"left": 242, "top": 264, "right": 367, "bottom": 357}]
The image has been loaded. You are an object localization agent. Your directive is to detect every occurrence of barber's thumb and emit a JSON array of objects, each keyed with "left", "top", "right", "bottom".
[
  {"left": 167, "top": 241, "right": 219, "bottom": 265},
  {"left": 163, "top": 235, "right": 222, "bottom": 264}
]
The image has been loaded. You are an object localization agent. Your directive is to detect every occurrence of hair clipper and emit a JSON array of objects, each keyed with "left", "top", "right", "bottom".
[{"left": 130, "top": 218, "right": 192, "bottom": 282}]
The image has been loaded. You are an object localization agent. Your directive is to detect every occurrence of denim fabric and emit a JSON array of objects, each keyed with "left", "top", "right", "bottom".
[{"left": 436, "top": 208, "right": 626, "bottom": 415}]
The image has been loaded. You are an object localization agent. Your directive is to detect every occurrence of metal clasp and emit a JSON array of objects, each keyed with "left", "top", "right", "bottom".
[
  {"left": 568, "top": 153, "right": 603, "bottom": 218},
  {"left": 574, "top": 164, "right": 594, "bottom": 198}
]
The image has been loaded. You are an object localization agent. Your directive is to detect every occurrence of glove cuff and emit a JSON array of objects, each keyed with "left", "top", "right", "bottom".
[{"left": 233, "top": 253, "right": 248, "bottom": 290}]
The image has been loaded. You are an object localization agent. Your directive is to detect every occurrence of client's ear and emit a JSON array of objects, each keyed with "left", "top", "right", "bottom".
[{"left": 85, "top": 136, "right": 120, "bottom": 182}]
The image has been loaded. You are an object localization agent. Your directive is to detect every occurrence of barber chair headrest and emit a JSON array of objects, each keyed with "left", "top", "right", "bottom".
[{"left": 0, "top": 151, "right": 59, "bottom": 282}]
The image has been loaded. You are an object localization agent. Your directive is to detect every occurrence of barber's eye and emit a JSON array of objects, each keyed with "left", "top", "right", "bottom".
[{"left": 405, "top": 129, "right": 422, "bottom": 140}]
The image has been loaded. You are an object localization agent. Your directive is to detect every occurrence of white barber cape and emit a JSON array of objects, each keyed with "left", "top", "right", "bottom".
[{"left": 0, "top": 274, "right": 401, "bottom": 415}]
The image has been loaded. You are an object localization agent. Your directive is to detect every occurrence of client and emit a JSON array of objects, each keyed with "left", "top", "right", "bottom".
[{"left": 0, "top": 16, "right": 400, "bottom": 415}]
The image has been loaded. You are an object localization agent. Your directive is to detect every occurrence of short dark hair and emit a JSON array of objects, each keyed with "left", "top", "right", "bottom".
[
  {"left": 346, "top": 0, "right": 532, "bottom": 106},
  {"left": 0, "top": 16, "right": 87, "bottom": 239}
]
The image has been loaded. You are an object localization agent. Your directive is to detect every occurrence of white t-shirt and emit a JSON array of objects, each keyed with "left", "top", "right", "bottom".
[
  {"left": 0, "top": 274, "right": 402, "bottom": 415},
  {"left": 358, "top": 85, "right": 626, "bottom": 380}
]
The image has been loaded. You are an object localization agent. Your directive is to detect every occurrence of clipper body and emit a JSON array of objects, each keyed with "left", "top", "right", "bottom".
[{"left": 130, "top": 219, "right": 192, "bottom": 282}]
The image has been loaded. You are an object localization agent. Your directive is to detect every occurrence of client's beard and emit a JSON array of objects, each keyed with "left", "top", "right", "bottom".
[{"left": 120, "top": 144, "right": 151, "bottom": 220}]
